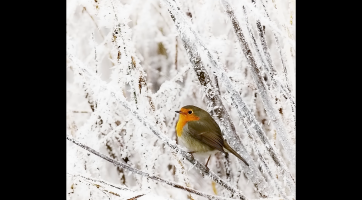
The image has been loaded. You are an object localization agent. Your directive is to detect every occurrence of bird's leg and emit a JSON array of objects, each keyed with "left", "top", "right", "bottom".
[
  {"left": 204, "top": 155, "right": 211, "bottom": 171},
  {"left": 187, "top": 151, "right": 196, "bottom": 159}
]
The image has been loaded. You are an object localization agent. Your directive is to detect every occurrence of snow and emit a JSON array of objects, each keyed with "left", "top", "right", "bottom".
[{"left": 67, "top": 0, "right": 295, "bottom": 199}]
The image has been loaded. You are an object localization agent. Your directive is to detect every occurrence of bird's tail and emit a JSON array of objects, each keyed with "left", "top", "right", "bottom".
[{"left": 223, "top": 141, "right": 249, "bottom": 166}]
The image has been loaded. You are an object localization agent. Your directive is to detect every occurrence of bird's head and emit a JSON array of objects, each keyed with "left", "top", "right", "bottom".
[{"left": 175, "top": 105, "right": 203, "bottom": 122}]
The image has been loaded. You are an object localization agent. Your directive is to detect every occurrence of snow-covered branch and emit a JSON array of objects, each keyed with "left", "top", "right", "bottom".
[
  {"left": 67, "top": 0, "right": 295, "bottom": 198},
  {"left": 112, "top": 20, "right": 208, "bottom": 198},
  {"left": 110, "top": 90, "right": 246, "bottom": 199},
  {"left": 258, "top": 0, "right": 295, "bottom": 96},
  {"left": 246, "top": 1, "right": 295, "bottom": 125},
  {"left": 67, "top": 136, "right": 239, "bottom": 200},
  {"left": 163, "top": 0, "right": 272, "bottom": 197},
  {"left": 241, "top": 4, "right": 295, "bottom": 197},
  {"left": 68, "top": 54, "right": 247, "bottom": 199},
  {"left": 67, "top": 173, "right": 134, "bottom": 192},
  {"left": 220, "top": 0, "right": 295, "bottom": 169}
]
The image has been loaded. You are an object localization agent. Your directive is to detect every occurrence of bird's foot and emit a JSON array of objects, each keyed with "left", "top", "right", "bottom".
[
  {"left": 188, "top": 151, "right": 196, "bottom": 160},
  {"left": 204, "top": 165, "right": 210, "bottom": 172}
]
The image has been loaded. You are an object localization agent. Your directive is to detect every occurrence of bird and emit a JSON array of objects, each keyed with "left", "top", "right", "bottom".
[{"left": 175, "top": 105, "right": 249, "bottom": 168}]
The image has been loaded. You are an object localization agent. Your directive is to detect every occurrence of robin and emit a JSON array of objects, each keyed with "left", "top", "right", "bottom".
[{"left": 175, "top": 105, "right": 249, "bottom": 168}]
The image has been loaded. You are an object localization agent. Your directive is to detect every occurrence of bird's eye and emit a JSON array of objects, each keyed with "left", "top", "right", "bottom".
[{"left": 188, "top": 110, "right": 192, "bottom": 114}]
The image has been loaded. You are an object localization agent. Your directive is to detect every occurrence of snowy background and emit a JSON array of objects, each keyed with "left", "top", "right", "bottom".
[{"left": 66, "top": 0, "right": 295, "bottom": 199}]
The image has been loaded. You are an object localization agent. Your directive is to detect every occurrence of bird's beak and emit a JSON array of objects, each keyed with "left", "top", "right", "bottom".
[{"left": 175, "top": 111, "right": 181, "bottom": 114}]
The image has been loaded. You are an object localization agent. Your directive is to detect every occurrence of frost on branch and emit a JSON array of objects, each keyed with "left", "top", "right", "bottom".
[
  {"left": 68, "top": 57, "right": 246, "bottom": 198},
  {"left": 220, "top": 0, "right": 295, "bottom": 169},
  {"left": 163, "top": 3, "right": 271, "bottom": 199},
  {"left": 67, "top": 0, "right": 295, "bottom": 199},
  {"left": 240, "top": 4, "right": 295, "bottom": 197},
  {"left": 67, "top": 136, "right": 236, "bottom": 200}
]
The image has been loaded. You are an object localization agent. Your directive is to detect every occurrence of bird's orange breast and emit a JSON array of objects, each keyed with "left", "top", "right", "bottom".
[
  {"left": 176, "top": 118, "right": 187, "bottom": 137},
  {"left": 176, "top": 108, "right": 200, "bottom": 137}
]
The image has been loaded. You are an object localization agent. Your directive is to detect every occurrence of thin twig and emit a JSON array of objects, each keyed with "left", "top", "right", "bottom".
[
  {"left": 175, "top": 36, "right": 178, "bottom": 70},
  {"left": 127, "top": 194, "right": 145, "bottom": 200},
  {"left": 220, "top": 0, "right": 295, "bottom": 168},
  {"left": 72, "top": 111, "right": 90, "bottom": 113},
  {"left": 67, "top": 173, "right": 132, "bottom": 192},
  {"left": 241, "top": 4, "right": 295, "bottom": 197},
  {"left": 67, "top": 55, "right": 247, "bottom": 199},
  {"left": 109, "top": 2, "right": 193, "bottom": 195},
  {"left": 258, "top": 0, "right": 295, "bottom": 125},
  {"left": 163, "top": 0, "right": 272, "bottom": 197},
  {"left": 82, "top": 6, "right": 115, "bottom": 66},
  {"left": 67, "top": 136, "right": 238, "bottom": 200}
]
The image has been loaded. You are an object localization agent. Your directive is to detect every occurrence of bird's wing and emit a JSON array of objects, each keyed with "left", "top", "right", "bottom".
[{"left": 184, "top": 120, "right": 225, "bottom": 153}]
